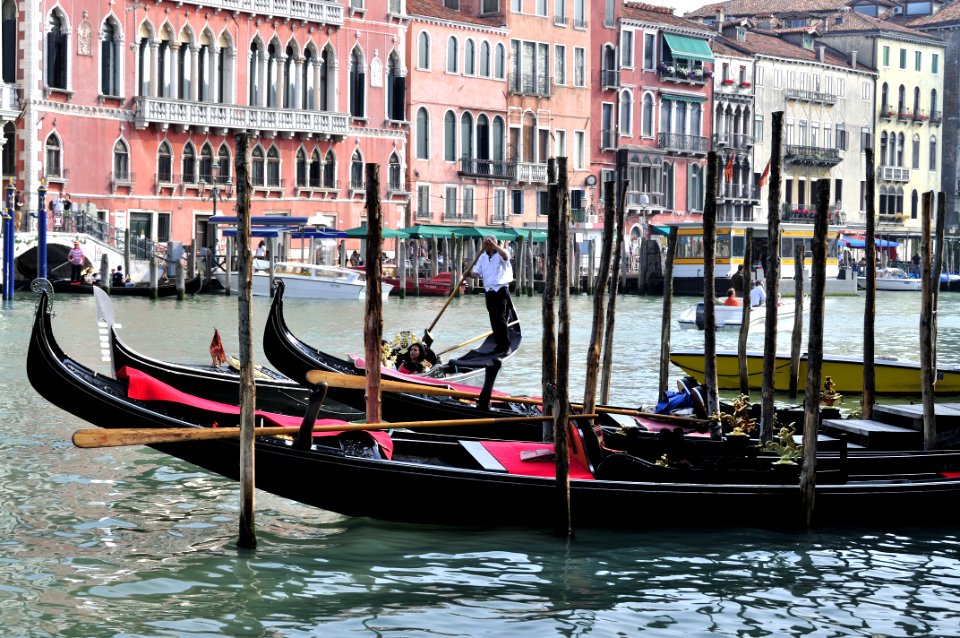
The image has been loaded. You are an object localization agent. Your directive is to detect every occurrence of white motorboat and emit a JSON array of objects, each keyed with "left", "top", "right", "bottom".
[
  {"left": 857, "top": 267, "right": 921, "bottom": 291},
  {"left": 677, "top": 301, "right": 795, "bottom": 332},
  {"left": 214, "top": 261, "right": 393, "bottom": 300}
]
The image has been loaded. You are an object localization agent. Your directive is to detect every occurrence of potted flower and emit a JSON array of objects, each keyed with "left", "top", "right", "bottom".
[
  {"left": 703, "top": 69, "right": 713, "bottom": 79},
  {"left": 739, "top": 80, "right": 752, "bottom": 88},
  {"left": 721, "top": 78, "right": 735, "bottom": 85}
]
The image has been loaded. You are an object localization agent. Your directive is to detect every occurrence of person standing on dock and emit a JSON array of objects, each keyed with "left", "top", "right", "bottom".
[
  {"left": 750, "top": 280, "right": 766, "bottom": 307},
  {"left": 473, "top": 235, "right": 513, "bottom": 355}
]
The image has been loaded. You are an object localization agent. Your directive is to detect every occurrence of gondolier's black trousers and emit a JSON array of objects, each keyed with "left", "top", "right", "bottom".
[{"left": 484, "top": 286, "right": 511, "bottom": 353}]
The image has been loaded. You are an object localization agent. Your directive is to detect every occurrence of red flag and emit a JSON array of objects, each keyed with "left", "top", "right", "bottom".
[
  {"left": 723, "top": 153, "right": 734, "bottom": 182},
  {"left": 209, "top": 328, "right": 227, "bottom": 368},
  {"left": 758, "top": 159, "right": 771, "bottom": 187}
]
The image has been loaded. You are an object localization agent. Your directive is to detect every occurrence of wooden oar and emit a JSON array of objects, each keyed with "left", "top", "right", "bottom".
[
  {"left": 305, "top": 371, "right": 709, "bottom": 426},
  {"left": 72, "top": 413, "right": 581, "bottom": 449},
  {"left": 422, "top": 250, "right": 483, "bottom": 346},
  {"left": 435, "top": 320, "right": 520, "bottom": 356}
]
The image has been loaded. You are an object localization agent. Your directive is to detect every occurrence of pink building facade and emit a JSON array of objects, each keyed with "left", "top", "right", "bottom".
[{"left": 592, "top": 1, "right": 715, "bottom": 245}]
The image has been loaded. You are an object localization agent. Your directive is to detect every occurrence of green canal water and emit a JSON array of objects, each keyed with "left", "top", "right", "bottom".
[{"left": 1, "top": 289, "right": 958, "bottom": 637}]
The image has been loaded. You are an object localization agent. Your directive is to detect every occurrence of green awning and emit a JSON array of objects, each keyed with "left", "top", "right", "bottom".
[
  {"left": 344, "top": 224, "right": 408, "bottom": 239},
  {"left": 662, "top": 93, "right": 705, "bottom": 103},
  {"left": 500, "top": 227, "right": 548, "bottom": 242},
  {"left": 663, "top": 33, "right": 714, "bottom": 63},
  {"left": 451, "top": 227, "right": 517, "bottom": 241},
  {"left": 401, "top": 224, "right": 457, "bottom": 239}
]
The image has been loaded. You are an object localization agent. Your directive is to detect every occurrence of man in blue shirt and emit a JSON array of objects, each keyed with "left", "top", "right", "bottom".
[{"left": 472, "top": 236, "right": 513, "bottom": 355}]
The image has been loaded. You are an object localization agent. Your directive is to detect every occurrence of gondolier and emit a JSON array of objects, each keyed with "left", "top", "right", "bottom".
[{"left": 472, "top": 236, "right": 513, "bottom": 355}]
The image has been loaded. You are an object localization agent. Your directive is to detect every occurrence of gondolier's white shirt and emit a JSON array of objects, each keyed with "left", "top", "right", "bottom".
[{"left": 473, "top": 249, "right": 513, "bottom": 292}]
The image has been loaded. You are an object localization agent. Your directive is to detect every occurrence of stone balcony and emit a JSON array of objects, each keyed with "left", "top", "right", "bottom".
[
  {"left": 513, "top": 162, "right": 548, "bottom": 183},
  {"left": 134, "top": 97, "right": 350, "bottom": 138},
  {"left": 784, "top": 88, "right": 838, "bottom": 105},
  {"left": 879, "top": 166, "right": 911, "bottom": 182},
  {"left": 0, "top": 82, "right": 20, "bottom": 119},
  {"left": 189, "top": 0, "right": 344, "bottom": 25},
  {"left": 657, "top": 132, "right": 710, "bottom": 155}
]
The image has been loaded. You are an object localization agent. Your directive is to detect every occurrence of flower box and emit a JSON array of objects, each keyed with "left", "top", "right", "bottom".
[
  {"left": 721, "top": 78, "right": 735, "bottom": 85},
  {"left": 739, "top": 81, "right": 752, "bottom": 88}
]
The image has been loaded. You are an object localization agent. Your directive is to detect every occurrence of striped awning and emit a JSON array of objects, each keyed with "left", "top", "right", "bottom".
[{"left": 663, "top": 33, "right": 715, "bottom": 63}]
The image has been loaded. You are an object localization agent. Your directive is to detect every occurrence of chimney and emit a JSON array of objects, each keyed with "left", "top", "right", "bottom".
[
  {"left": 716, "top": 7, "right": 725, "bottom": 31},
  {"left": 818, "top": 45, "right": 825, "bottom": 62},
  {"left": 850, "top": 50, "right": 858, "bottom": 69}
]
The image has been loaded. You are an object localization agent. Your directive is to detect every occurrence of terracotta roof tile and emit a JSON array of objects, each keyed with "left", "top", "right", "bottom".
[
  {"left": 823, "top": 8, "right": 942, "bottom": 39},
  {"left": 623, "top": 1, "right": 716, "bottom": 32},
  {"left": 686, "top": 0, "right": 849, "bottom": 19},
  {"left": 407, "top": 0, "right": 506, "bottom": 27},
  {"left": 909, "top": 2, "right": 960, "bottom": 26},
  {"left": 722, "top": 28, "right": 863, "bottom": 67}
]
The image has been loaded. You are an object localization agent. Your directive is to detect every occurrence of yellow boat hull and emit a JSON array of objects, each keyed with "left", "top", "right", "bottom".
[{"left": 669, "top": 350, "right": 960, "bottom": 394}]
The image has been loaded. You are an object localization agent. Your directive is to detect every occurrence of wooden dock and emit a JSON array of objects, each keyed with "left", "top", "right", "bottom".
[{"left": 821, "top": 403, "right": 960, "bottom": 449}]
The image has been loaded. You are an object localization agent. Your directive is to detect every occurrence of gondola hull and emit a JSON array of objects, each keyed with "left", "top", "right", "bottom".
[
  {"left": 51, "top": 275, "right": 203, "bottom": 297},
  {"left": 27, "top": 291, "right": 960, "bottom": 529}
]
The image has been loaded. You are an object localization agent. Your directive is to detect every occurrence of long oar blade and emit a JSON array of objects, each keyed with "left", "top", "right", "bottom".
[{"left": 72, "top": 414, "right": 569, "bottom": 449}]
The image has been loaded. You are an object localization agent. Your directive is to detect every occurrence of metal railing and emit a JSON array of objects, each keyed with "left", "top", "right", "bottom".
[
  {"left": 784, "top": 88, "right": 838, "bottom": 104},
  {"left": 601, "top": 69, "right": 619, "bottom": 89},
  {"left": 459, "top": 158, "right": 514, "bottom": 179},
  {"left": 657, "top": 132, "right": 710, "bottom": 154},
  {"left": 508, "top": 72, "right": 552, "bottom": 97},
  {"left": 627, "top": 191, "right": 664, "bottom": 207},
  {"left": 62, "top": 211, "right": 167, "bottom": 261},
  {"left": 718, "top": 183, "right": 760, "bottom": 200},
  {"left": 783, "top": 144, "right": 841, "bottom": 166},
  {"left": 713, "top": 132, "right": 754, "bottom": 149}
]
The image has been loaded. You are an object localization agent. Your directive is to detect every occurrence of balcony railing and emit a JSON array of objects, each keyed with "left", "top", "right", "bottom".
[
  {"left": 879, "top": 166, "right": 911, "bottom": 182},
  {"left": 912, "top": 110, "right": 930, "bottom": 124},
  {"left": 573, "top": 17, "right": 587, "bottom": 28},
  {"left": 134, "top": 96, "right": 350, "bottom": 137},
  {"left": 459, "top": 158, "right": 514, "bottom": 180},
  {"left": 601, "top": 69, "right": 619, "bottom": 89},
  {"left": 513, "top": 162, "right": 548, "bottom": 183},
  {"left": 626, "top": 191, "right": 664, "bottom": 208},
  {"left": 713, "top": 132, "right": 754, "bottom": 149},
  {"left": 783, "top": 144, "right": 841, "bottom": 166},
  {"left": 718, "top": 183, "right": 760, "bottom": 200},
  {"left": 897, "top": 109, "right": 912, "bottom": 122},
  {"left": 658, "top": 132, "right": 710, "bottom": 154},
  {"left": 880, "top": 105, "right": 895, "bottom": 120},
  {"left": 783, "top": 207, "right": 845, "bottom": 225},
  {"left": 931, "top": 110, "right": 943, "bottom": 125},
  {"left": 554, "top": 15, "right": 568, "bottom": 26},
  {"left": 656, "top": 62, "right": 709, "bottom": 84},
  {"left": 189, "top": 0, "right": 343, "bottom": 25},
  {"left": 508, "top": 72, "right": 552, "bottom": 97},
  {"left": 784, "top": 88, "right": 838, "bottom": 105}
]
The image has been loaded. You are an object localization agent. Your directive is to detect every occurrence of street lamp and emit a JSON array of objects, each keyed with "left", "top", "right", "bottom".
[{"left": 200, "top": 161, "right": 234, "bottom": 259}]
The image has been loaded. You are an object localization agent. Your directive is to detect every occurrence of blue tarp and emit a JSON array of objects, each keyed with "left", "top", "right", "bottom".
[{"left": 838, "top": 235, "right": 899, "bottom": 248}]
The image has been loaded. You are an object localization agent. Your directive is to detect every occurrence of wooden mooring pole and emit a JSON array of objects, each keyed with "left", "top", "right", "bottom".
[
  {"left": 737, "top": 228, "right": 753, "bottom": 395},
  {"left": 862, "top": 148, "right": 876, "bottom": 419},
  {"left": 920, "top": 191, "right": 936, "bottom": 449},
  {"left": 658, "top": 226, "right": 678, "bottom": 396},
  {"left": 542, "top": 158, "right": 559, "bottom": 441},
  {"left": 364, "top": 164, "right": 384, "bottom": 425},
  {"left": 702, "top": 151, "right": 720, "bottom": 425},
  {"left": 761, "top": 111, "right": 784, "bottom": 441},
  {"left": 932, "top": 192, "right": 946, "bottom": 369},
  {"left": 800, "top": 179, "right": 830, "bottom": 527},
  {"left": 599, "top": 151, "right": 628, "bottom": 405},
  {"left": 234, "top": 133, "right": 256, "bottom": 549},
  {"left": 789, "top": 244, "right": 804, "bottom": 398},
  {"left": 551, "top": 157, "right": 572, "bottom": 536},
  {"left": 583, "top": 181, "right": 617, "bottom": 415}
]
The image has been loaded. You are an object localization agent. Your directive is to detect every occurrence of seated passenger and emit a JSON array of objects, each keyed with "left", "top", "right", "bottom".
[
  {"left": 722, "top": 288, "right": 741, "bottom": 307},
  {"left": 397, "top": 343, "right": 433, "bottom": 374}
]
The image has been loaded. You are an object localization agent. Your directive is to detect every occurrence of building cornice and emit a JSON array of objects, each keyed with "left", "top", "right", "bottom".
[{"left": 409, "top": 14, "right": 508, "bottom": 35}]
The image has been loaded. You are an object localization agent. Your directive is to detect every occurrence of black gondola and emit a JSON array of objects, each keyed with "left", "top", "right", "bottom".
[
  {"left": 51, "top": 274, "right": 204, "bottom": 297},
  {"left": 27, "top": 289, "right": 960, "bottom": 529}
]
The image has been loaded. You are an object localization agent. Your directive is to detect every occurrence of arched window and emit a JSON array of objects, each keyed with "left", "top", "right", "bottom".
[
  {"left": 320, "top": 45, "right": 334, "bottom": 111},
  {"left": 880, "top": 131, "right": 888, "bottom": 166},
  {"left": 349, "top": 47, "right": 365, "bottom": 117},
  {"left": 881, "top": 82, "right": 889, "bottom": 110},
  {"left": 1, "top": 122, "right": 13, "bottom": 177},
  {"left": 309, "top": 149, "right": 321, "bottom": 187},
  {"left": 182, "top": 143, "right": 196, "bottom": 183},
  {"left": 931, "top": 89, "right": 938, "bottom": 118},
  {"left": 217, "top": 145, "right": 231, "bottom": 183},
  {"left": 2, "top": 0, "right": 17, "bottom": 84},
  {"left": 444, "top": 111, "right": 456, "bottom": 161},
  {"left": 476, "top": 114, "right": 490, "bottom": 161},
  {"left": 418, "top": 31, "right": 430, "bottom": 70},
  {"left": 897, "top": 132, "right": 905, "bottom": 167},
  {"left": 350, "top": 149, "right": 364, "bottom": 189},
  {"left": 157, "top": 141, "right": 172, "bottom": 183},
  {"left": 897, "top": 84, "right": 905, "bottom": 114},
  {"left": 912, "top": 134, "right": 920, "bottom": 169},
  {"left": 266, "top": 146, "right": 280, "bottom": 187},
  {"left": 266, "top": 42, "right": 280, "bottom": 107},
  {"left": 479, "top": 41, "right": 490, "bottom": 77},
  {"left": 46, "top": 10, "right": 69, "bottom": 89},
  {"left": 283, "top": 44, "right": 295, "bottom": 107},
  {"left": 387, "top": 51, "right": 404, "bottom": 121},
  {"left": 217, "top": 32, "right": 233, "bottom": 104},
  {"left": 913, "top": 86, "right": 921, "bottom": 115},
  {"left": 158, "top": 28, "right": 173, "bottom": 98},
  {"left": 388, "top": 153, "right": 402, "bottom": 191},
  {"left": 251, "top": 146, "right": 265, "bottom": 186},
  {"left": 642, "top": 94, "right": 653, "bottom": 137},
  {"left": 296, "top": 148, "right": 308, "bottom": 187},
  {"left": 911, "top": 189, "right": 918, "bottom": 219},
  {"left": 199, "top": 143, "right": 214, "bottom": 183},
  {"left": 113, "top": 139, "right": 130, "bottom": 181},
  {"left": 45, "top": 134, "right": 63, "bottom": 178},
  {"left": 198, "top": 32, "right": 213, "bottom": 102},
  {"left": 101, "top": 18, "right": 121, "bottom": 96},
  {"left": 929, "top": 136, "right": 937, "bottom": 170},
  {"left": 416, "top": 107, "right": 430, "bottom": 160},
  {"left": 447, "top": 37, "right": 459, "bottom": 73},
  {"left": 494, "top": 43, "right": 505, "bottom": 79},
  {"left": 464, "top": 39, "right": 476, "bottom": 76},
  {"left": 323, "top": 150, "right": 336, "bottom": 188},
  {"left": 302, "top": 48, "right": 314, "bottom": 109},
  {"left": 619, "top": 90, "right": 632, "bottom": 135},
  {"left": 179, "top": 37, "right": 193, "bottom": 100},
  {"left": 249, "top": 40, "right": 262, "bottom": 105},
  {"left": 492, "top": 116, "right": 505, "bottom": 164},
  {"left": 879, "top": 186, "right": 888, "bottom": 215},
  {"left": 138, "top": 35, "right": 151, "bottom": 96},
  {"left": 461, "top": 112, "right": 474, "bottom": 159},
  {"left": 662, "top": 162, "right": 674, "bottom": 210}
]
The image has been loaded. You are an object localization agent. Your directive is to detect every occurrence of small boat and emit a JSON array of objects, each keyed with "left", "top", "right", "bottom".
[
  {"left": 670, "top": 349, "right": 960, "bottom": 394},
  {"left": 677, "top": 302, "right": 795, "bottom": 332},
  {"left": 213, "top": 261, "right": 393, "bottom": 300},
  {"left": 50, "top": 274, "right": 203, "bottom": 297},
  {"left": 384, "top": 271, "right": 465, "bottom": 296},
  {"left": 857, "top": 267, "right": 921, "bottom": 291},
  {"left": 28, "top": 290, "right": 960, "bottom": 529}
]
